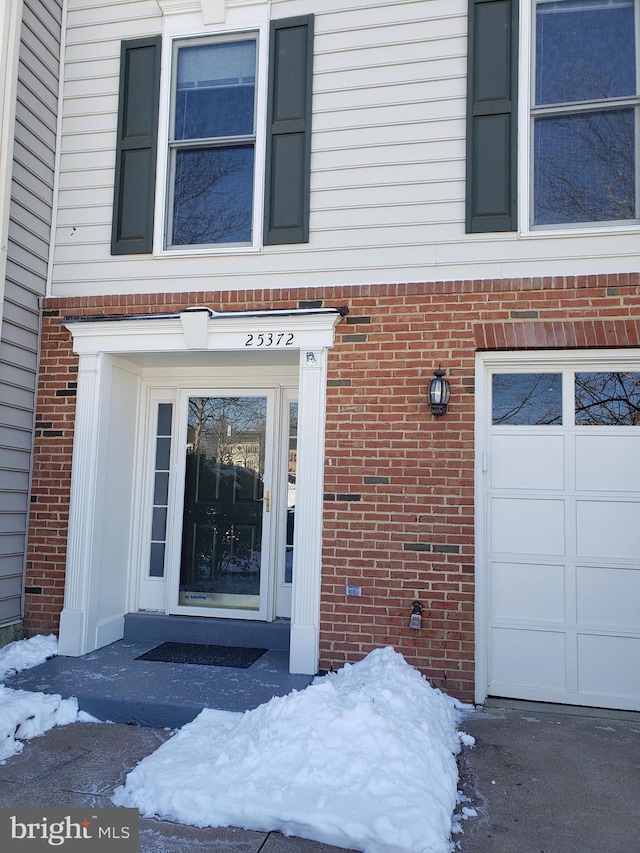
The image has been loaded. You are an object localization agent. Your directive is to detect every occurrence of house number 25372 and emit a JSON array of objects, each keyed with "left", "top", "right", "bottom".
[{"left": 245, "top": 332, "right": 295, "bottom": 347}]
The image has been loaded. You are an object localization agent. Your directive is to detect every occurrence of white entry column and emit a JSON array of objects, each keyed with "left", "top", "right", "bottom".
[
  {"left": 58, "top": 352, "right": 103, "bottom": 656},
  {"left": 289, "top": 348, "right": 329, "bottom": 674}
]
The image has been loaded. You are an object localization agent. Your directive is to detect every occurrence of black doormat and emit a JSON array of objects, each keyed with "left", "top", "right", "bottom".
[{"left": 135, "top": 642, "right": 267, "bottom": 668}]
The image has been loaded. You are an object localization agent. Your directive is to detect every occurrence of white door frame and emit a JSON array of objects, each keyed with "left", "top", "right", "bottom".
[
  {"left": 58, "top": 308, "right": 341, "bottom": 675},
  {"left": 136, "top": 376, "right": 297, "bottom": 620}
]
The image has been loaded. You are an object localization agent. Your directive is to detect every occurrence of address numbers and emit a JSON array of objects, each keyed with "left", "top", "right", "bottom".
[{"left": 245, "top": 332, "right": 295, "bottom": 347}]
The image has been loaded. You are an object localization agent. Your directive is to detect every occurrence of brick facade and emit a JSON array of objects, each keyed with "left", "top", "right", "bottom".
[{"left": 25, "top": 272, "right": 640, "bottom": 701}]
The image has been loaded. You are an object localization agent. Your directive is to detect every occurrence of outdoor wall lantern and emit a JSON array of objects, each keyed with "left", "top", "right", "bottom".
[{"left": 428, "top": 367, "right": 451, "bottom": 417}]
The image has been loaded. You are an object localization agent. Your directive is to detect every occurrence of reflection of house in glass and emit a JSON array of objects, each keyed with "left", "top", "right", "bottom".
[{"left": 180, "top": 397, "right": 267, "bottom": 609}]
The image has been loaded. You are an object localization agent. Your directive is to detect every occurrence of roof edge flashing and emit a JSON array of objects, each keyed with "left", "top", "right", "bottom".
[{"left": 63, "top": 306, "right": 348, "bottom": 325}]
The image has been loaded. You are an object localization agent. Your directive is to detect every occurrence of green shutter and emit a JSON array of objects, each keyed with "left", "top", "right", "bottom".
[
  {"left": 264, "top": 15, "right": 314, "bottom": 245},
  {"left": 111, "top": 36, "right": 161, "bottom": 255},
  {"left": 466, "top": 0, "right": 518, "bottom": 233}
]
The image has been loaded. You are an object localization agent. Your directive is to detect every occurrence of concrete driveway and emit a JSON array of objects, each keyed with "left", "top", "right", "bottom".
[
  {"left": 0, "top": 700, "right": 637, "bottom": 852},
  {"left": 457, "top": 701, "right": 640, "bottom": 853}
]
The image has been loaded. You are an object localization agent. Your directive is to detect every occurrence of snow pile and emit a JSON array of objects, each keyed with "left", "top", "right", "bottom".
[
  {"left": 0, "top": 685, "right": 81, "bottom": 762},
  {"left": 113, "top": 646, "right": 471, "bottom": 853},
  {"left": 0, "top": 633, "right": 58, "bottom": 681},
  {"left": 0, "top": 634, "right": 95, "bottom": 763}
]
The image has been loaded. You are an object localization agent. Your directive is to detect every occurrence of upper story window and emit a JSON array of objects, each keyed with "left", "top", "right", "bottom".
[
  {"left": 111, "top": 16, "right": 314, "bottom": 256},
  {"left": 168, "top": 35, "right": 257, "bottom": 248},
  {"left": 465, "top": 0, "right": 639, "bottom": 234},
  {"left": 532, "top": 0, "right": 639, "bottom": 228}
]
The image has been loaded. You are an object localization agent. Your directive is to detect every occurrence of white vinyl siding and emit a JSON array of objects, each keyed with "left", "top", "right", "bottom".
[{"left": 50, "top": 0, "right": 640, "bottom": 298}]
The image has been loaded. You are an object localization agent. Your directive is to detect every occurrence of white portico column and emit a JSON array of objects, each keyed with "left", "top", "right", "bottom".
[
  {"left": 289, "top": 348, "right": 329, "bottom": 674},
  {"left": 57, "top": 352, "right": 103, "bottom": 656}
]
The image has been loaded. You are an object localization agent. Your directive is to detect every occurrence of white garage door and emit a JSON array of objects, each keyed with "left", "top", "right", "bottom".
[{"left": 480, "top": 354, "right": 640, "bottom": 711}]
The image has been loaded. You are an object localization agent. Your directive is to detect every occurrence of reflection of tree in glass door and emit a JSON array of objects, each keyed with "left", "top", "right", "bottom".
[
  {"left": 179, "top": 396, "right": 267, "bottom": 610},
  {"left": 286, "top": 402, "right": 298, "bottom": 584}
]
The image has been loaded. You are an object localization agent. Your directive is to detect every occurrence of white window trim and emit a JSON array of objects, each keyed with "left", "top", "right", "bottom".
[
  {"left": 518, "top": 0, "right": 640, "bottom": 238},
  {"left": 153, "top": 7, "right": 269, "bottom": 256}
]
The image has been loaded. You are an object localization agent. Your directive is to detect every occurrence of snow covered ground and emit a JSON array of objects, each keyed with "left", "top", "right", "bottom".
[
  {"left": 0, "top": 637, "right": 476, "bottom": 853},
  {"left": 0, "top": 634, "right": 94, "bottom": 762}
]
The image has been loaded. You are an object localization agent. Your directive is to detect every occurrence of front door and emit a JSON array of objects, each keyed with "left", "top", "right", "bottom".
[
  {"left": 177, "top": 393, "right": 271, "bottom": 615},
  {"left": 142, "top": 387, "right": 295, "bottom": 622}
]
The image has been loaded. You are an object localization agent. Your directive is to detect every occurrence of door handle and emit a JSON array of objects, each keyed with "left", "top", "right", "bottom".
[{"left": 265, "top": 490, "right": 271, "bottom": 512}]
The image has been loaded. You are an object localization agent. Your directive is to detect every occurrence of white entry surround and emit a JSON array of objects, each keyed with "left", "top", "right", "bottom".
[
  {"left": 475, "top": 349, "right": 640, "bottom": 711},
  {"left": 58, "top": 307, "right": 342, "bottom": 674}
]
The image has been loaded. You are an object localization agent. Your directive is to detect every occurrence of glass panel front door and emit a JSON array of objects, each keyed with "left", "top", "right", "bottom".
[{"left": 179, "top": 395, "right": 267, "bottom": 611}]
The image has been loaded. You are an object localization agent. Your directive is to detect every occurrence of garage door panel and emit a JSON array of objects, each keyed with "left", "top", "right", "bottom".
[
  {"left": 577, "top": 634, "right": 640, "bottom": 698},
  {"left": 491, "top": 497, "right": 565, "bottom": 556},
  {"left": 576, "top": 566, "right": 640, "bottom": 631},
  {"left": 576, "top": 435, "right": 640, "bottom": 492},
  {"left": 491, "top": 435, "right": 564, "bottom": 490},
  {"left": 491, "top": 562, "right": 565, "bottom": 622},
  {"left": 485, "top": 360, "right": 640, "bottom": 711},
  {"left": 491, "top": 628, "right": 566, "bottom": 690},
  {"left": 576, "top": 500, "right": 640, "bottom": 559}
]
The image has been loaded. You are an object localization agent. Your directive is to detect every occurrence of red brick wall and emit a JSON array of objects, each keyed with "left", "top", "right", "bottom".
[{"left": 24, "top": 272, "right": 640, "bottom": 700}]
